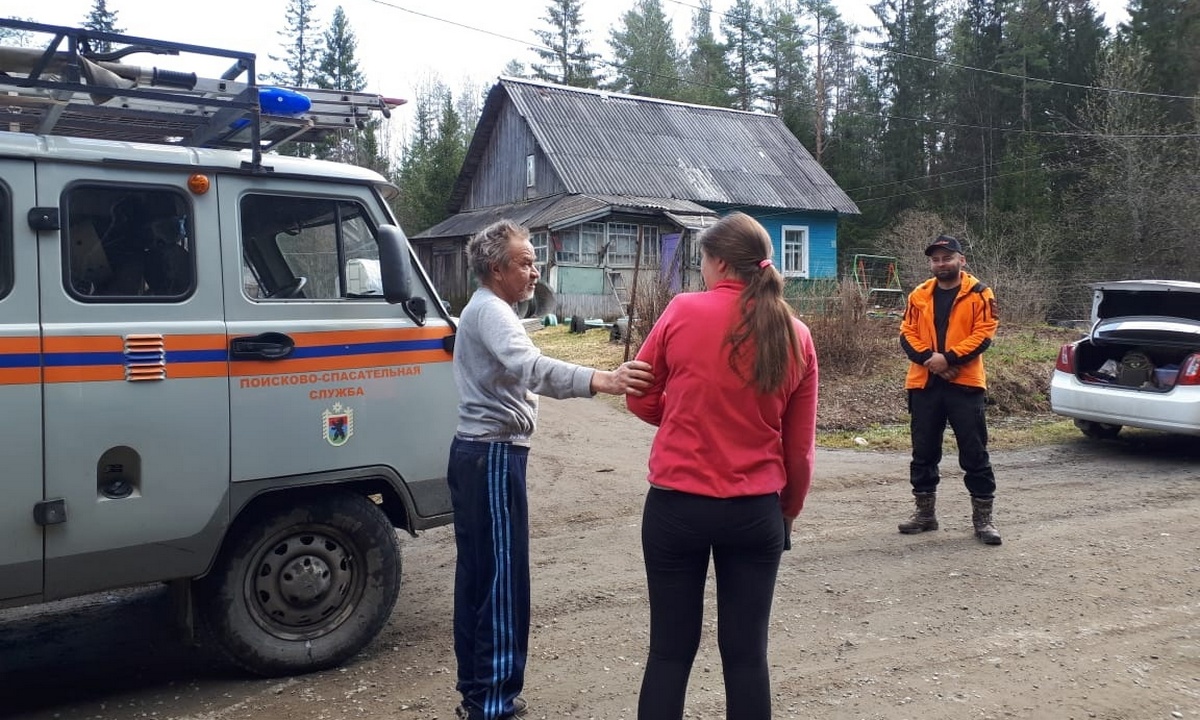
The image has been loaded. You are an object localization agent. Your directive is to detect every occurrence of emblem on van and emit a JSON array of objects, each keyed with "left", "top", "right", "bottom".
[{"left": 322, "top": 403, "right": 354, "bottom": 446}]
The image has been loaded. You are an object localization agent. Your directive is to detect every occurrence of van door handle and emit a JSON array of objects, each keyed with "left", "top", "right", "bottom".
[{"left": 230, "top": 332, "right": 295, "bottom": 360}]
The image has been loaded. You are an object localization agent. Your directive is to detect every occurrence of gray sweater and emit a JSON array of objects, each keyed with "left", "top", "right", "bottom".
[{"left": 453, "top": 287, "right": 594, "bottom": 444}]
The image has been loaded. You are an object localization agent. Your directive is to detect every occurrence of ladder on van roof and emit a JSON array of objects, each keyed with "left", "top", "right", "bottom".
[{"left": 0, "top": 18, "right": 403, "bottom": 167}]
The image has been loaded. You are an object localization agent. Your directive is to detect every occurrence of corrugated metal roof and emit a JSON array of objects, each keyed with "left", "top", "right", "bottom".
[
  {"left": 492, "top": 78, "right": 859, "bottom": 215},
  {"left": 415, "top": 194, "right": 715, "bottom": 239},
  {"left": 415, "top": 195, "right": 563, "bottom": 239}
]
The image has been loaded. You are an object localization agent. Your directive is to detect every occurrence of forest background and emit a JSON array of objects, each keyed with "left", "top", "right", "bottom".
[{"left": 11, "top": 0, "right": 1199, "bottom": 322}]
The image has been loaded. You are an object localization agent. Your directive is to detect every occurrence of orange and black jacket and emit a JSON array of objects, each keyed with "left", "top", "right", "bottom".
[{"left": 900, "top": 272, "right": 998, "bottom": 390}]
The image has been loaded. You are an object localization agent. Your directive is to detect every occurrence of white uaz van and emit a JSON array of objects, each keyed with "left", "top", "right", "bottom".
[{"left": 0, "top": 20, "right": 459, "bottom": 676}]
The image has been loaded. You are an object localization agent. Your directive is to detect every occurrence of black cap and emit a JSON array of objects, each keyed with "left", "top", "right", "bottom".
[{"left": 924, "top": 234, "right": 964, "bottom": 256}]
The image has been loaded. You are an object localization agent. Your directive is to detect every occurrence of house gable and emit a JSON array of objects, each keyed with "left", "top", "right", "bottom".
[{"left": 463, "top": 101, "right": 566, "bottom": 210}]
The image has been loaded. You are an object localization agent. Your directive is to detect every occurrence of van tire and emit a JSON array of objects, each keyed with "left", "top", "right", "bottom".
[{"left": 196, "top": 491, "right": 401, "bottom": 676}]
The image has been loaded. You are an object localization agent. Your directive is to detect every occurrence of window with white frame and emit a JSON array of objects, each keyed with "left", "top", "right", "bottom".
[
  {"left": 687, "top": 231, "right": 702, "bottom": 267},
  {"left": 556, "top": 227, "right": 579, "bottom": 263},
  {"left": 526, "top": 154, "right": 535, "bottom": 188},
  {"left": 781, "top": 225, "right": 809, "bottom": 278},
  {"left": 606, "top": 223, "right": 639, "bottom": 265},
  {"left": 530, "top": 231, "right": 548, "bottom": 264},
  {"left": 556, "top": 222, "right": 604, "bottom": 265},
  {"left": 641, "top": 225, "right": 661, "bottom": 267},
  {"left": 580, "top": 222, "right": 603, "bottom": 264}
]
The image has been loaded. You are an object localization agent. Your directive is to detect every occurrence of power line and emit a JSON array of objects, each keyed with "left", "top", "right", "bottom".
[
  {"left": 360, "top": 0, "right": 1200, "bottom": 142},
  {"left": 841, "top": 146, "right": 1070, "bottom": 194},
  {"left": 662, "top": 0, "right": 1200, "bottom": 102},
  {"left": 852, "top": 158, "right": 1087, "bottom": 204}
]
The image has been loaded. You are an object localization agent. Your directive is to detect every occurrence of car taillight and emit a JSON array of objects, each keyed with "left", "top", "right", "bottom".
[
  {"left": 1055, "top": 343, "right": 1076, "bottom": 373},
  {"left": 1176, "top": 354, "right": 1200, "bottom": 385}
]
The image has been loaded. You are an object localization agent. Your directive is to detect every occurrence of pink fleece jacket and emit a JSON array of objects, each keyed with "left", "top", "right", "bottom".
[{"left": 626, "top": 280, "right": 819, "bottom": 518}]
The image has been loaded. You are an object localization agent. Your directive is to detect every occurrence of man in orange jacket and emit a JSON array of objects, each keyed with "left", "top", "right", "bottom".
[{"left": 898, "top": 235, "right": 1002, "bottom": 545}]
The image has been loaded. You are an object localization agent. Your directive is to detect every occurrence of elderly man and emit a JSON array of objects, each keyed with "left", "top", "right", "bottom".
[
  {"left": 898, "top": 234, "right": 1002, "bottom": 546},
  {"left": 448, "top": 219, "right": 653, "bottom": 720}
]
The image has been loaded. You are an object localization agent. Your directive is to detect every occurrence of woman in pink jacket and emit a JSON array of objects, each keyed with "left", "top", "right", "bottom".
[{"left": 627, "top": 212, "right": 819, "bottom": 720}]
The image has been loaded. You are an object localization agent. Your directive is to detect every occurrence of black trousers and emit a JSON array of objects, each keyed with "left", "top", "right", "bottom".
[
  {"left": 639, "top": 487, "right": 784, "bottom": 720},
  {"left": 908, "top": 383, "right": 996, "bottom": 500}
]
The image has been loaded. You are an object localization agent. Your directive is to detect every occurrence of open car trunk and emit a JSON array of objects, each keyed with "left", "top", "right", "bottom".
[{"left": 1072, "top": 281, "right": 1200, "bottom": 391}]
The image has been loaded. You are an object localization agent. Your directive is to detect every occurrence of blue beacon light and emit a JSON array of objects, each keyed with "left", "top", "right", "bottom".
[{"left": 258, "top": 87, "right": 312, "bottom": 116}]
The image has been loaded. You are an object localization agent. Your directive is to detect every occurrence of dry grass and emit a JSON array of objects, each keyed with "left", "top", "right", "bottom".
[
  {"left": 530, "top": 316, "right": 1080, "bottom": 449},
  {"left": 530, "top": 325, "right": 626, "bottom": 369}
]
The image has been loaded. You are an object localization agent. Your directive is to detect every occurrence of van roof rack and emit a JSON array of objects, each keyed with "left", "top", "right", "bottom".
[{"left": 0, "top": 18, "right": 403, "bottom": 168}]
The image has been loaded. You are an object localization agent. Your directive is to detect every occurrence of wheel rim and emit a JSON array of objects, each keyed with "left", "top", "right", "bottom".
[{"left": 243, "top": 526, "right": 366, "bottom": 641}]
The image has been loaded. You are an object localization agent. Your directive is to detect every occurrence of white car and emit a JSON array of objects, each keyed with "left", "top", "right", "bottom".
[{"left": 1050, "top": 280, "right": 1200, "bottom": 439}]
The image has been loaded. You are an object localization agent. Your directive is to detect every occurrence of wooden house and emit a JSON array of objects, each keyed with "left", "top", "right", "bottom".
[{"left": 413, "top": 77, "right": 860, "bottom": 317}]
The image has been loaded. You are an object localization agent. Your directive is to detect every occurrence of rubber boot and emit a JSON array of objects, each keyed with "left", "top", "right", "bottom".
[
  {"left": 898, "top": 492, "right": 938, "bottom": 534},
  {"left": 971, "top": 497, "right": 1002, "bottom": 545}
]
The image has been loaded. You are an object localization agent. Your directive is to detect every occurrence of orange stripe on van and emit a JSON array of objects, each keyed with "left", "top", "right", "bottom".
[
  {"left": 286, "top": 327, "right": 451, "bottom": 344},
  {"left": 0, "top": 336, "right": 41, "bottom": 353},
  {"left": 0, "top": 368, "right": 41, "bottom": 385},
  {"left": 231, "top": 349, "right": 451, "bottom": 376}
]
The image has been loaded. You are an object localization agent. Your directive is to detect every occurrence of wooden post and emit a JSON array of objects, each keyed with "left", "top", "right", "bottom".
[{"left": 623, "top": 226, "right": 644, "bottom": 362}]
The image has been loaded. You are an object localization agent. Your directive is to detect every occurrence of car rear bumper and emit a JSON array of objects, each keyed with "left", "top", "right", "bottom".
[{"left": 1050, "top": 370, "right": 1200, "bottom": 434}]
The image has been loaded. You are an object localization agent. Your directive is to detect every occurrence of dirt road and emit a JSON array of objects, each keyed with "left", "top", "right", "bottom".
[{"left": 3, "top": 397, "right": 1199, "bottom": 720}]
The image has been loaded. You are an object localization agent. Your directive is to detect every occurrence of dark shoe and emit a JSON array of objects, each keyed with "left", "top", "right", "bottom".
[
  {"left": 971, "top": 497, "right": 1002, "bottom": 545},
  {"left": 456, "top": 697, "right": 526, "bottom": 720},
  {"left": 898, "top": 492, "right": 938, "bottom": 534}
]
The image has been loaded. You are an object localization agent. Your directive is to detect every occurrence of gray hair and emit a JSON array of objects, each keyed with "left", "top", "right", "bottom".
[{"left": 466, "top": 219, "right": 529, "bottom": 281}]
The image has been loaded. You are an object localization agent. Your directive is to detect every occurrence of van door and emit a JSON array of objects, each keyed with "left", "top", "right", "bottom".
[
  {"left": 35, "top": 165, "right": 231, "bottom": 600},
  {"left": 218, "top": 177, "right": 456, "bottom": 523},
  {"left": 0, "top": 160, "right": 43, "bottom": 605}
]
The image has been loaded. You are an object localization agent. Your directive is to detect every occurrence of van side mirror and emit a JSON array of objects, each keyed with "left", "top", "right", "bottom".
[{"left": 377, "top": 225, "right": 413, "bottom": 305}]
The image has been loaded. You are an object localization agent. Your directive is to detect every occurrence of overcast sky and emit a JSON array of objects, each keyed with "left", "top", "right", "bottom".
[{"left": 8, "top": 0, "right": 1131, "bottom": 131}]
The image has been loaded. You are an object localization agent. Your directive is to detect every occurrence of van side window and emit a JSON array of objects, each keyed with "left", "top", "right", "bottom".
[
  {"left": 239, "top": 194, "right": 381, "bottom": 300},
  {"left": 0, "top": 183, "right": 11, "bottom": 300},
  {"left": 64, "top": 186, "right": 195, "bottom": 301}
]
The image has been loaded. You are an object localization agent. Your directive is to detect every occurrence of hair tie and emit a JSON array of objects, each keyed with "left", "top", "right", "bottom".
[{"left": 758, "top": 258, "right": 773, "bottom": 269}]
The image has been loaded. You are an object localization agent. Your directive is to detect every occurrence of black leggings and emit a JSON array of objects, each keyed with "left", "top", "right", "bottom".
[{"left": 638, "top": 487, "right": 784, "bottom": 720}]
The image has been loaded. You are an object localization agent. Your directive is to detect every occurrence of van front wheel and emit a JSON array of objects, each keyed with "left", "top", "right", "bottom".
[{"left": 197, "top": 491, "right": 401, "bottom": 676}]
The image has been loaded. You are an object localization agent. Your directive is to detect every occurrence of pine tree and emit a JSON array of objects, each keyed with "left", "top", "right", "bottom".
[
  {"left": 1123, "top": 0, "right": 1200, "bottom": 125},
  {"left": 316, "top": 7, "right": 363, "bottom": 93},
  {"left": 271, "top": 0, "right": 322, "bottom": 88},
  {"left": 722, "top": 0, "right": 764, "bottom": 111},
  {"left": 872, "top": 0, "right": 942, "bottom": 212},
  {"left": 313, "top": 7, "right": 386, "bottom": 169},
  {"left": 502, "top": 59, "right": 530, "bottom": 77},
  {"left": 760, "top": 1, "right": 810, "bottom": 140},
  {"left": 531, "top": 0, "right": 601, "bottom": 88},
  {"left": 269, "top": 0, "right": 322, "bottom": 157},
  {"left": 82, "top": 0, "right": 123, "bottom": 54},
  {"left": 941, "top": 0, "right": 1005, "bottom": 210},
  {"left": 678, "top": 1, "right": 733, "bottom": 108},
  {"left": 799, "top": 0, "right": 848, "bottom": 162},
  {"left": 395, "top": 82, "right": 469, "bottom": 235},
  {"left": 608, "top": 0, "right": 683, "bottom": 99}
]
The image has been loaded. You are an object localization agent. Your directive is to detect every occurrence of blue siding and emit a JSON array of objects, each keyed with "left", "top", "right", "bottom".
[{"left": 706, "top": 206, "right": 841, "bottom": 280}]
